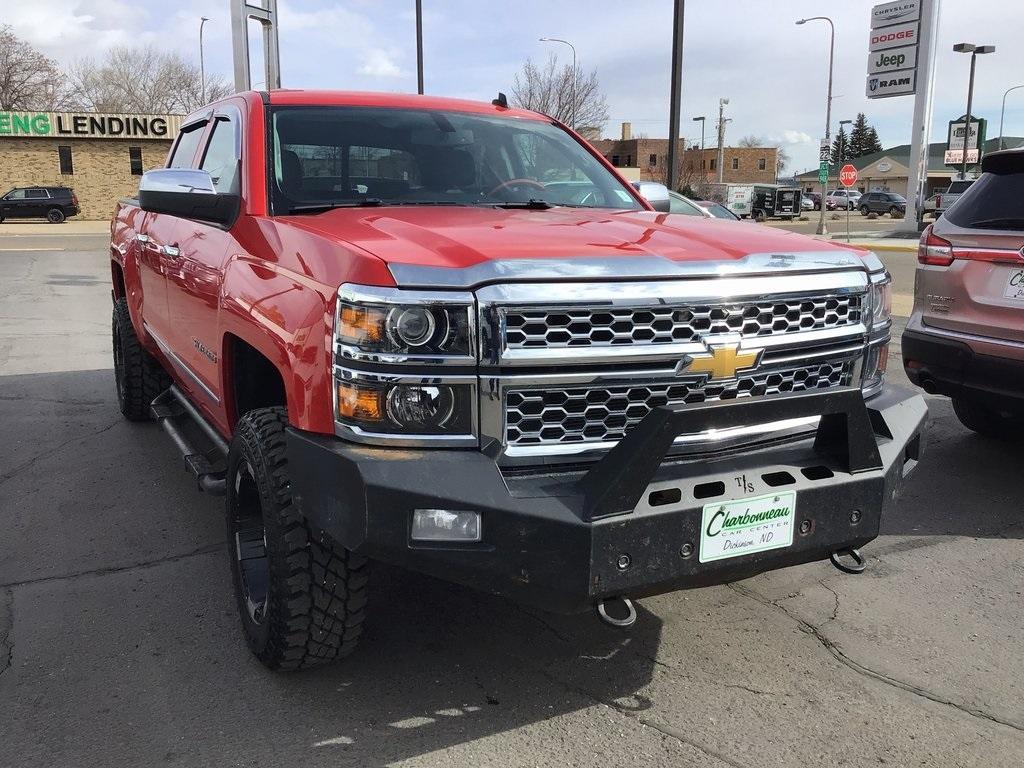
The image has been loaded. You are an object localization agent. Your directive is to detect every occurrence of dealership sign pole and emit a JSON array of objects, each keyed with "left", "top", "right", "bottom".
[{"left": 866, "top": 1, "right": 938, "bottom": 230}]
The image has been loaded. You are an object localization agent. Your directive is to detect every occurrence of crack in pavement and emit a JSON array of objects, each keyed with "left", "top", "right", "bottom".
[
  {"left": 0, "top": 542, "right": 224, "bottom": 591},
  {"left": 727, "top": 582, "right": 1024, "bottom": 734},
  {"left": 0, "top": 589, "right": 13, "bottom": 681},
  {"left": 0, "top": 394, "right": 106, "bottom": 407},
  {"left": 0, "top": 418, "right": 120, "bottom": 487}
]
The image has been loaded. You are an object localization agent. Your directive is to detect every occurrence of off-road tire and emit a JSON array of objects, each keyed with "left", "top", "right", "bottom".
[
  {"left": 226, "top": 407, "right": 368, "bottom": 671},
  {"left": 112, "top": 297, "right": 171, "bottom": 421},
  {"left": 952, "top": 397, "right": 1024, "bottom": 440},
  {"left": 47, "top": 208, "right": 65, "bottom": 223}
]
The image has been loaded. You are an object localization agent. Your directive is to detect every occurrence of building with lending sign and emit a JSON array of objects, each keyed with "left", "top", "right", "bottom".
[{"left": 0, "top": 111, "right": 183, "bottom": 219}]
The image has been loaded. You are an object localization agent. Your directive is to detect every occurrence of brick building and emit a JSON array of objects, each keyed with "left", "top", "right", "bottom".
[
  {"left": 591, "top": 122, "right": 780, "bottom": 188},
  {"left": 0, "top": 111, "right": 182, "bottom": 219}
]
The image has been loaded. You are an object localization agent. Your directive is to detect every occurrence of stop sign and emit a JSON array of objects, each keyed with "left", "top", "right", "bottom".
[{"left": 839, "top": 164, "right": 858, "bottom": 188}]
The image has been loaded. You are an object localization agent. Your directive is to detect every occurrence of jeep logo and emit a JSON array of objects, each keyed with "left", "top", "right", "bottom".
[{"left": 873, "top": 52, "right": 906, "bottom": 68}]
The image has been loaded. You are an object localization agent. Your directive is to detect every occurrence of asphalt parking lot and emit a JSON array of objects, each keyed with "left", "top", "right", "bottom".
[{"left": 1, "top": 229, "right": 1022, "bottom": 767}]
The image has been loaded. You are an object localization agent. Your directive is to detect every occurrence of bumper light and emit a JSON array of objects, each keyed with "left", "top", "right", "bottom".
[{"left": 411, "top": 509, "right": 481, "bottom": 542}]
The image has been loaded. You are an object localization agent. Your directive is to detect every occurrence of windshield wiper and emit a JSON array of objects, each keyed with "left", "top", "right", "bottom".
[
  {"left": 288, "top": 199, "right": 385, "bottom": 214},
  {"left": 966, "top": 217, "right": 1024, "bottom": 229},
  {"left": 492, "top": 198, "right": 553, "bottom": 210}
]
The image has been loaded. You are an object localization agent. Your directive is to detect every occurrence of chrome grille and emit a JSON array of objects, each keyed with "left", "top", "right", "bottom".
[
  {"left": 505, "top": 362, "right": 853, "bottom": 448},
  {"left": 504, "top": 296, "right": 862, "bottom": 350}
]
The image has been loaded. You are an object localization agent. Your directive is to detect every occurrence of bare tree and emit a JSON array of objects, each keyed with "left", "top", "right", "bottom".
[
  {"left": 776, "top": 146, "right": 790, "bottom": 175},
  {"left": 0, "top": 26, "right": 70, "bottom": 110},
  {"left": 510, "top": 53, "right": 609, "bottom": 132},
  {"left": 738, "top": 135, "right": 763, "bottom": 148},
  {"left": 67, "top": 47, "right": 231, "bottom": 115}
]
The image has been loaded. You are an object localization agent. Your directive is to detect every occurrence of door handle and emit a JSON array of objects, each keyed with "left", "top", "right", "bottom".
[
  {"left": 160, "top": 244, "right": 181, "bottom": 258},
  {"left": 136, "top": 233, "right": 151, "bottom": 243}
]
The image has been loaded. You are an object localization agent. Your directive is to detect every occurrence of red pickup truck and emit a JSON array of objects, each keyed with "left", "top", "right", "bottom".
[{"left": 110, "top": 89, "right": 926, "bottom": 670}]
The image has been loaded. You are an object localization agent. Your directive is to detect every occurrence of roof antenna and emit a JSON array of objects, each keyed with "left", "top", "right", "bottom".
[{"left": 492, "top": 92, "right": 508, "bottom": 109}]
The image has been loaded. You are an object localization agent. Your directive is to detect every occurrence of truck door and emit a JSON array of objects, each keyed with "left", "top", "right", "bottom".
[
  {"left": 163, "top": 110, "right": 241, "bottom": 423},
  {"left": 136, "top": 119, "right": 210, "bottom": 365}
]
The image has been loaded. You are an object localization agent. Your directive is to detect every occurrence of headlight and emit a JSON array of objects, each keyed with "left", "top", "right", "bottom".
[
  {"left": 861, "top": 341, "right": 889, "bottom": 395},
  {"left": 333, "top": 285, "right": 477, "bottom": 445},
  {"left": 868, "top": 275, "right": 892, "bottom": 328},
  {"left": 336, "top": 286, "right": 473, "bottom": 359}
]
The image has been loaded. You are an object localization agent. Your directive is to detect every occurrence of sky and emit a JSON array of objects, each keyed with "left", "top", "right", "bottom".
[{"left": 4, "top": 0, "right": 1023, "bottom": 174}]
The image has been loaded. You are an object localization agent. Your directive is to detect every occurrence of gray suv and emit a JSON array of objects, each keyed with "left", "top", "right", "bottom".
[
  {"left": 903, "top": 149, "right": 1024, "bottom": 437},
  {"left": 858, "top": 192, "right": 906, "bottom": 218}
]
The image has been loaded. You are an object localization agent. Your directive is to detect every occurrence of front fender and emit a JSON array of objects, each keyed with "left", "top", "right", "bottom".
[{"left": 220, "top": 256, "right": 336, "bottom": 434}]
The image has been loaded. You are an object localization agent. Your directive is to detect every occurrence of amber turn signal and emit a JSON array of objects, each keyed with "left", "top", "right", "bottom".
[
  {"left": 339, "top": 305, "right": 384, "bottom": 343},
  {"left": 336, "top": 382, "right": 383, "bottom": 421}
]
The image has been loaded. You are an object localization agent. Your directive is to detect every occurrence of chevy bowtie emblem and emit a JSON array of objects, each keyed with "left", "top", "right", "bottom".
[{"left": 678, "top": 340, "right": 763, "bottom": 381}]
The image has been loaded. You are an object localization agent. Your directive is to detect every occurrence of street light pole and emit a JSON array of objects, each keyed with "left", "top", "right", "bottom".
[
  {"left": 539, "top": 37, "right": 577, "bottom": 129},
  {"left": 838, "top": 118, "right": 852, "bottom": 163},
  {"left": 797, "top": 16, "right": 835, "bottom": 236},
  {"left": 998, "top": 83, "right": 1024, "bottom": 150},
  {"left": 199, "top": 16, "right": 210, "bottom": 104},
  {"left": 692, "top": 116, "right": 706, "bottom": 181},
  {"left": 953, "top": 43, "right": 995, "bottom": 179}
]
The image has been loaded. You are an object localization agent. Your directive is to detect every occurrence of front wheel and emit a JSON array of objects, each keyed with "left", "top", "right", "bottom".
[
  {"left": 46, "top": 208, "right": 65, "bottom": 224},
  {"left": 889, "top": 206, "right": 902, "bottom": 218},
  {"left": 952, "top": 398, "right": 1024, "bottom": 441},
  {"left": 753, "top": 210, "right": 766, "bottom": 222},
  {"left": 860, "top": 205, "right": 869, "bottom": 216},
  {"left": 227, "top": 407, "right": 369, "bottom": 670}
]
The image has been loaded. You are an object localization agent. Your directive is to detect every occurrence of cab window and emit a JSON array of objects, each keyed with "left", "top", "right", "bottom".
[
  {"left": 200, "top": 117, "right": 240, "bottom": 193},
  {"left": 169, "top": 122, "right": 207, "bottom": 169}
]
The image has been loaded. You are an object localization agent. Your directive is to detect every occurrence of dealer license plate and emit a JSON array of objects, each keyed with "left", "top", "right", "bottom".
[
  {"left": 698, "top": 491, "right": 796, "bottom": 563},
  {"left": 1003, "top": 268, "right": 1024, "bottom": 300}
]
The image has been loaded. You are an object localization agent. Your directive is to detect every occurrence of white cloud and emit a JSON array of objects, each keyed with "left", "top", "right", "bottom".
[
  {"left": 357, "top": 50, "right": 404, "bottom": 78},
  {"left": 780, "top": 130, "right": 813, "bottom": 145}
]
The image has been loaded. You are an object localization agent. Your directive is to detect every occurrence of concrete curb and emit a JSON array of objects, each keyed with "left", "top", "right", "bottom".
[{"left": 0, "top": 221, "right": 110, "bottom": 236}]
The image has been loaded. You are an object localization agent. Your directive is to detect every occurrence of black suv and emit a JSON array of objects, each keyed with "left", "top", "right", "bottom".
[
  {"left": 0, "top": 186, "right": 80, "bottom": 223},
  {"left": 858, "top": 192, "right": 906, "bottom": 218}
]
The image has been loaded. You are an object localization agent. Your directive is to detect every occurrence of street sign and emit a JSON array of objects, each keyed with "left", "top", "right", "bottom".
[
  {"left": 871, "top": 0, "right": 921, "bottom": 29},
  {"left": 818, "top": 162, "right": 829, "bottom": 185},
  {"left": 819, "top": 141, "right": 831, "bottom": 163},
  {"left": 868, "top": 44, "right": 918, "bottom": 74},
  {"left": 839, "top": 164, "right": 858, "bottom": 187},
  {"left": 866, "top": 70, "right": 917, "bottom": 98}
]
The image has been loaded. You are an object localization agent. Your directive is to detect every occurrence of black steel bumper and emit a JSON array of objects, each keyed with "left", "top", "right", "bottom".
[
  {"left": 903, "top": 328, "right": 1024, "bottom": 408},
  {"left": 287, "top": 386, "right": 927, "bottom": 614}
]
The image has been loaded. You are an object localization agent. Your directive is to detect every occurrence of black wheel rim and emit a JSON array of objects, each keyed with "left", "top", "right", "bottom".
[{"left": 231, "top": 460, "right": 269, "bottom": 625}]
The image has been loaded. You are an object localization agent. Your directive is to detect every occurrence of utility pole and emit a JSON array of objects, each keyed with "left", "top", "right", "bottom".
[
  {"left": 665, "top": 0, "right": 685, "bottom": 192},
  {"left": 199, "top": 17, "right": 210, "bottom": 104},
  {"left": 415, "top": 0, "right": 424, "bottom": 94},
  {"left": 716, "top": 98, "right": 729, "bottom": 183}
]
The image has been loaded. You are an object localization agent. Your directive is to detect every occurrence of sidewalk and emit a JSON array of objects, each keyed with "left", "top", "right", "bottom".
[{"left": 0, "top": 220, "right": 110, "bottom": 236}]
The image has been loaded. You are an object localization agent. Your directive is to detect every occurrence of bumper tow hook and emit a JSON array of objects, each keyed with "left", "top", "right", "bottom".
[
  {"left": 596, "top": 597, "right": 637, "bottom": 628},
  {"left": 830, "top": 548, "right": 866, "bottom": 574}
]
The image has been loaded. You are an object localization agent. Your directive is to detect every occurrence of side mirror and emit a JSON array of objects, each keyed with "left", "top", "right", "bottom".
[
  {"left": 632, "top": 181, "right": 671, "bottom": 213},
  {"left": 139, "top": 168, "right": 239, "bottom": 226}
]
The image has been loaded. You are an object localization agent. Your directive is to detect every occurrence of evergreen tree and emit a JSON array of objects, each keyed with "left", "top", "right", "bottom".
[
  {"left": 848, "top": 113, "right": 870, "bottom": 157},
  {"left": 864, "top": 126, "right": 883, "bottom": 154},
  {"left": 831, "top": 126, "right": 850, "bottom": 166}
]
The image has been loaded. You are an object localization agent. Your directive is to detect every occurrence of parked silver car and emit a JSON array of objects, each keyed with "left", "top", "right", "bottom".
[{"left": 903, "top": 149, "right": 1024, "bottom": 437}]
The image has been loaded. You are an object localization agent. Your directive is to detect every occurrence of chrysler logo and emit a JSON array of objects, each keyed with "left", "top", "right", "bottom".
[{"left": 678, "top": 338, "right": 763, "bottom": 381}]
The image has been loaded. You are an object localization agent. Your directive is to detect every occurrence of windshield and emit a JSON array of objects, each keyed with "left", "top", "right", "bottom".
[
  {"left": 703, "top": 203, "right": 738, "bottom": 220},
  {"left": 270, "top": 106, "right": 642, "bottom": 214},
  {"left": 668, "top": 192, "right": 705, "bottom": 216}
]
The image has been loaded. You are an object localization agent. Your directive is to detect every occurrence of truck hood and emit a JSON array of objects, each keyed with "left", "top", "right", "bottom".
[{"left": 278, "top": 206, "right": 867, "bottom": 286}]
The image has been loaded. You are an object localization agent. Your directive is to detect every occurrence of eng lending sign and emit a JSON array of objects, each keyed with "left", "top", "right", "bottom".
[
  {"left": 0, "top": 112, "right": 182, "bottom": 140},
  {"left": 866, "top": 1, "right": 920, "bottom": 99}
]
